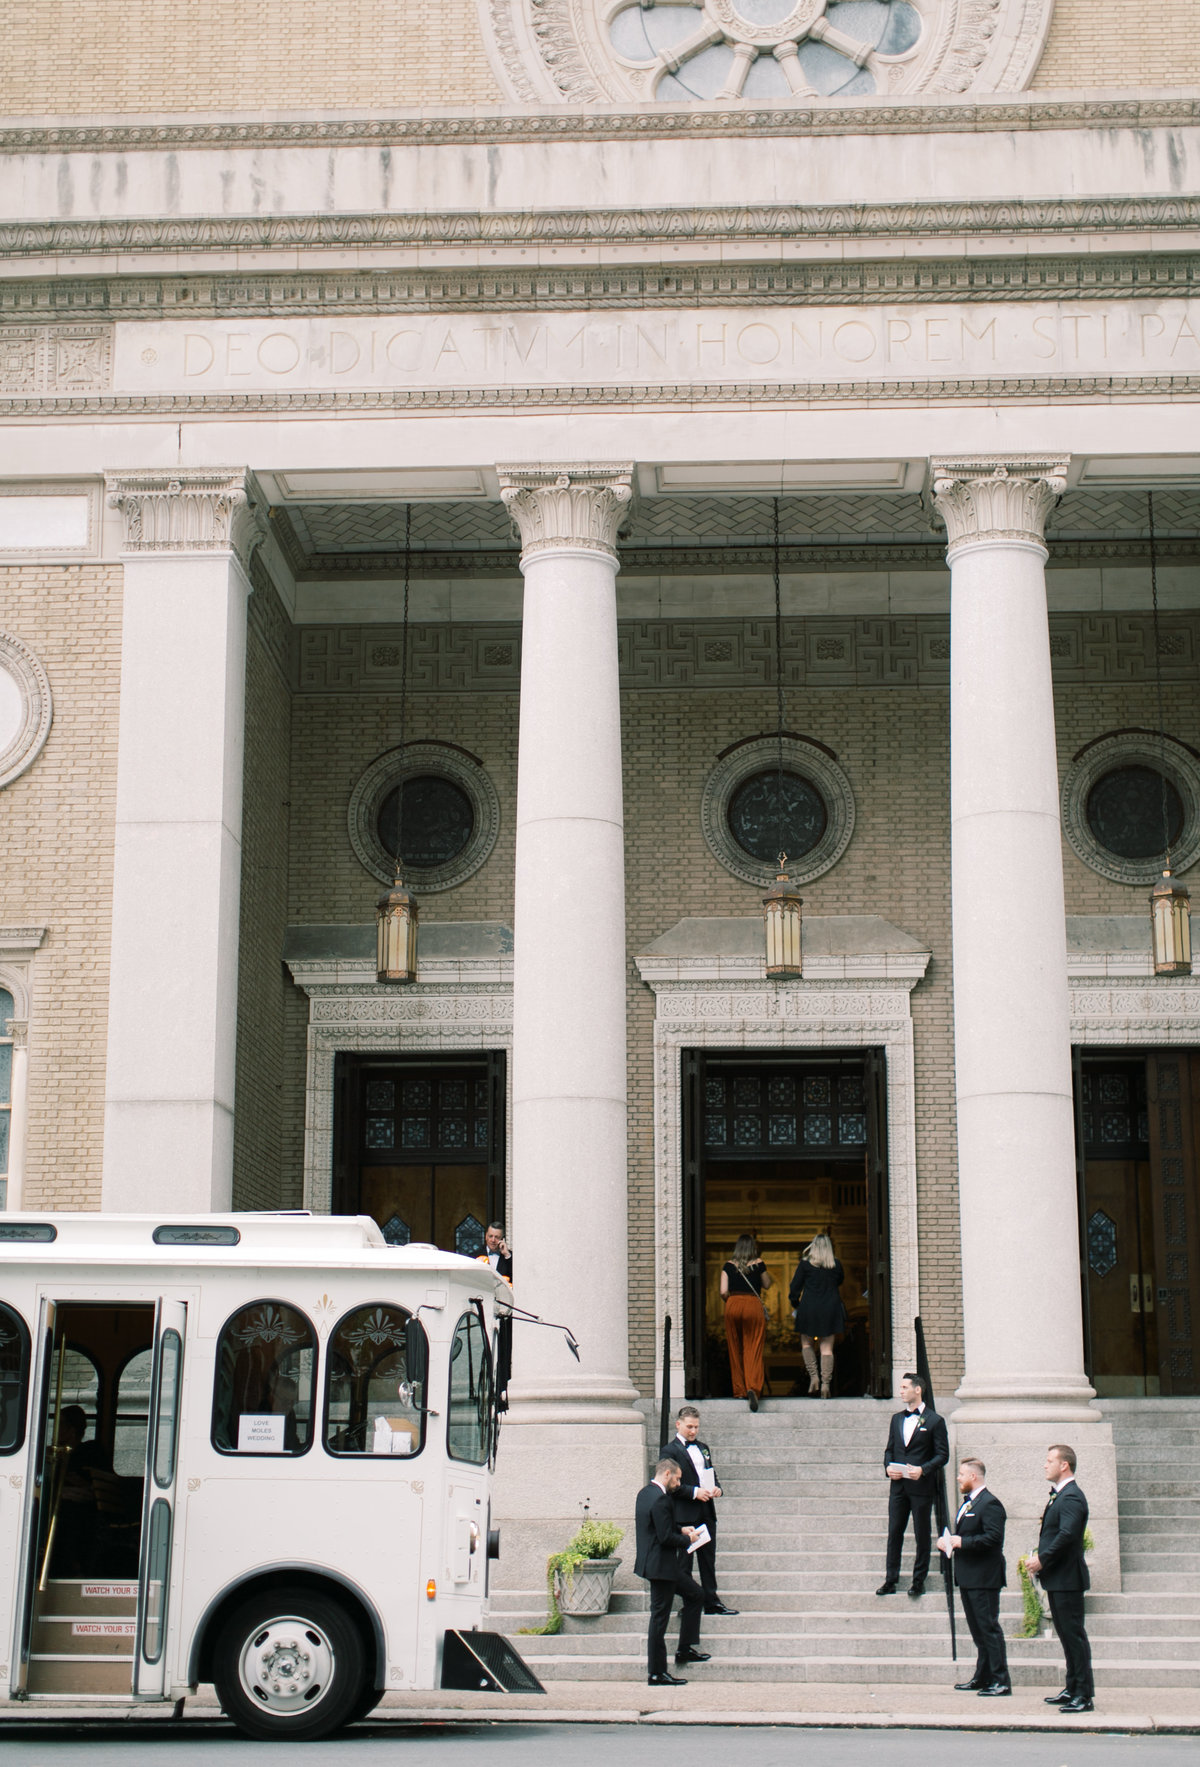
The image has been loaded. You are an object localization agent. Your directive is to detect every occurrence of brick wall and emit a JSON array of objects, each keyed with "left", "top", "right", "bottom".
[
  {"left": 1033, "top": 2, "right": 1200, "bottom": 90},
  {"left": 3, "top": 0, "right": 501, "bottom": 116},
  {"left": 0, "top": 563, "right": 122, "bottom": 1209},
  {"left": 231, "top": 559, "right": 295, "bottom": 1211}
]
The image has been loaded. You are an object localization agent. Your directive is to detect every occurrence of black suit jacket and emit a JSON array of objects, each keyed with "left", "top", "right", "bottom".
[
  {"left": 951, "top": 1486, "right": 1007, "bottom": 1590},
  {"left": 884, "top": 1406, "right": 950, "bottom": 1485},
  {"left": 634, "top": 1480, "right": 692, "bottom": 1582},
  {"left": 476, "top": 1251, "right": 513, "bottom": 1281},
  {"left": 1037, "top": 1481, "right": 1090, "bottom": 1591},
  {"left": 660, "top": 1437, "right": 720, "bottom": 1532}
]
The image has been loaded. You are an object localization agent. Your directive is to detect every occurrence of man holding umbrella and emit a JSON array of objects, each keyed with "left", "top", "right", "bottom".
[{"left": 938, "top": 1456, "right": 1011, "bottom": 1696}]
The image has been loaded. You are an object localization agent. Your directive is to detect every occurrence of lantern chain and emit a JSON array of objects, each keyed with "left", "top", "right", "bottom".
[
  {"left": 393, "top": 502, "right": 413, "bottom": 885},
  {"left": 1148, "top": 491, "right": 1172, "bottom": 869},
  {"left": 773, "top": 495, "right": 786, "bottom": 867}
]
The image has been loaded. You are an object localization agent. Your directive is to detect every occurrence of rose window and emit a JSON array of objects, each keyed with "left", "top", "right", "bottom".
[{"left": 608, "top": 0, "right": 923, "bottom": 100}]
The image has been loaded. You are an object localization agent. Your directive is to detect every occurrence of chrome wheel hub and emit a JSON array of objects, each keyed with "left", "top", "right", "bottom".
[{"left": 239, "top": 1615, "right": 334, "bottom": 1716}]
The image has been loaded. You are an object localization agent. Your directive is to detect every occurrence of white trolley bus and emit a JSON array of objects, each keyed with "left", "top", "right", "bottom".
[{"left": 0, "top": 1211, "right": 541, "bottom": 1739}]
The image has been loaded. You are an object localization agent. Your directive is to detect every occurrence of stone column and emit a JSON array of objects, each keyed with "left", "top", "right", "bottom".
[
  {"left": 494, "top": 464, "right": 644, "bottom": 1584},
  {"left": 933, "top": 456, "right": 1118, "bottom": 1588},
  {"left": 101, "top": 471, "right": 262, "bottom": 1214}
]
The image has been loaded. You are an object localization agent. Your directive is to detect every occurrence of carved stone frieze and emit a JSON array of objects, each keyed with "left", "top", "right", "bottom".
[
  {"left": 293, "top": 614, "right": 1200, "bottom": 695},
  {"left": 4, "top": 97, "right": 1200, "bottom": 156},
  {"left": 0, "top": 324, "right": 112, "bottom": 393},
  {"left": 931, "top": 455, "right": 1068, "bottom": 554},
  {"left": 105, "top": 468, "right": 266, "bottom": 564},
  {"left": 482, "top": 0, "right": 1054, "bottom": 105},
  {"left": 498, "top": 463, "right": 634, "bottom": 560},
  {"left": 6, "top": 197, "right": 1200, "bottom": 264}
]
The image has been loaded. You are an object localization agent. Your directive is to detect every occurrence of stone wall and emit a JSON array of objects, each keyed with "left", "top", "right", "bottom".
[
  {"left": 231, "top": 560, "right": 295, "bottom": 1211},
  {"left": 2, "top": 0, "right": 501, "bottom": 116},
  {"left": 0, "top": 563, "right": 121, "bottom": 1208}
]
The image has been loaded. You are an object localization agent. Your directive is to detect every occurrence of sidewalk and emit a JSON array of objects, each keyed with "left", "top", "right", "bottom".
[{"left": 4, "top": 1682, "right": 1198, "bottom": 1734}]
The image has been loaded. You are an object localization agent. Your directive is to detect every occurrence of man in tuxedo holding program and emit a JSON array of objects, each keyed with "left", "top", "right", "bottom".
[
  {"left": 938, "top": 1456, "right": 1010, "bottom": 1696},
  {"left": 877, "top": 1371, "right": 949, "bottom": 1599},
  {"left": 1028, "top": 1443, "right": 1094, "bottom": 1713},
  {"left": 634, "top": 1458, "right": 709, "bottom": 1685},
  {"left": 660, "top": 1405, "right": 738, "bottom": 1616}
]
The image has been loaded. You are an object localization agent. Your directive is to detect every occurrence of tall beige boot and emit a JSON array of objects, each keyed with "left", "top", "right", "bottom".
[
  {"left": 802, "top": 1344, "right": 820, "bottom": 1395},
  {"left": 820, "top": 1352, "right": 835, "bottom": 1399}
]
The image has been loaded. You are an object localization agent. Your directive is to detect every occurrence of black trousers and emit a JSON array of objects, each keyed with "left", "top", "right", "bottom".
[
  {"left": 646, "top": 1567, "right": 704, "bottom": 1676},
  {"left": 886, "top": 1479, "right": 935, "bottom": 1584},
  {"left": 693, "top": 1530, "right": 718, "bottom": 1604},
  {"left": 1047, "top": 1590, "right": 1094, "bottom": 1699},
  {"left": 960, "top": 1587, "right": 1009, "bottom": 1688}
]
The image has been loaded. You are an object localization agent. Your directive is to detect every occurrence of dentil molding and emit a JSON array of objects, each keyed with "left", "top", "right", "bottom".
[
  {"left": 499, "top": 463, "right": 634, "bottom": 559},
  {"left": 931, "top": 455, "right": 1068, "bottom": 553},
  {"left": 481, "top": 0, "right": 1055, "bottom": 104}
]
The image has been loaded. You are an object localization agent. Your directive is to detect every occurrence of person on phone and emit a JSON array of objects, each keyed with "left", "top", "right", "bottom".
[
  {"left": 634, "top": 1458, "right": 708, "bottom": 1685},
  {"left": 476, "top": 1221, "right": 512, "bottom": 1283},
  {"left": 877, "top": 1371, "right": 949, "bottom": 1599},
  {"left": 720, "top": 1233, "right": 772, "bottom": 1411}
]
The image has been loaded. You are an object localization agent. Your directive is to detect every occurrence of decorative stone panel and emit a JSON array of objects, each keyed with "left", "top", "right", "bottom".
[
  {"left": 0, "top": 634, "right": 52, "bottom": 790},
  {"left": 1061, "top": 732, "right": 1200, "bottom": 887},
  {"left": 347, "top": 741, "right": 502, "bottom": 892},
  {"left": 700, "top": 733, "right": 856, "bottom": 887}
]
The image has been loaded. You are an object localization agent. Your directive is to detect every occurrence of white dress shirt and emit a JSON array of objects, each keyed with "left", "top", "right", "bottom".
[
  {"left": 677, "top": 1435, "right": 706, "bottom": 1484},
  {"left": 956, "top": 1483, "right": 986, "bottom": 1522},
  {"left": 902, "top": 1402, "right": 925, "bottom": 1447}
]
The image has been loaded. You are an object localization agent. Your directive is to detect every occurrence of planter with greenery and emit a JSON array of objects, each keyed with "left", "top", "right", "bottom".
[{"left": 519, "top": 1518, "right": 625, "bottom": 1636}]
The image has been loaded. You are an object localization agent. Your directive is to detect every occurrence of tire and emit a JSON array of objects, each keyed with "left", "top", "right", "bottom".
[
  {"left": 347, "top": 1682, "right": 385, "bottom": 1725},
  {"left": 212, "top": 1584, "right": 369, "bottom": 1742}
]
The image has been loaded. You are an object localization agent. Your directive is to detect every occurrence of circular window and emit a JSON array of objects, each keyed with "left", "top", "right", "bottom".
[
  {"left": 1085, "top": 766, "right": 1185, "bottom": 862},
  {"left": 378, "top": 775, "right": 475, "bottom": 870},
  {"left": 0, "top": 633, "right": 52, "bottom": 790},
  {"left": 1062, "top": 733, "right": 1200, "bottom": 886},
  {"left": 727, "top": 769, "right": 828, "bottom": 865},
  {"left": 348, "top": 744, "right": 500, "bottom": 893},
  {"left": 701, "top": 735, "right": 855, "bottom": 887}
]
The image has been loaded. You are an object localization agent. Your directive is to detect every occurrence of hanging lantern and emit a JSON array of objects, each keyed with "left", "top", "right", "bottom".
[
  {"left": 763, "top": 855, "right": 803, "bottom": 978},
  {"left": 1151, "top": 869, "right": 1192, "bottom": 976},
  {"left": 377, "top": 874, "right": 418, "bottom": 983}
]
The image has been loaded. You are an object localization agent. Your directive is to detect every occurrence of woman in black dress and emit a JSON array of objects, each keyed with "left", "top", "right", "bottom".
[{"left": 788, "top": 1233, "right": 846, "bottom": 1399}]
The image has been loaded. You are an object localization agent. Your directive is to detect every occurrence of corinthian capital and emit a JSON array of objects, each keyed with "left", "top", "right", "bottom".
[
  {"left": 930, "top": 456, "right": 1068, "bottom": 557},
  {"left": 497, "top": 463, "right": 634, "bottom": 563},
  {"left": 106, "top": 467, "right": 265, "bottom": 567}
]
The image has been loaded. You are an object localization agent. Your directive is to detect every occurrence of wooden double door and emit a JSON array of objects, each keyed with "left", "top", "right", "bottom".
[
  {"left": 1076, "top": 1050, "right": 1200, "bottom": 1396},
  {"left": 332, "top": 1052, "right": 506, "bottom": 1256}
]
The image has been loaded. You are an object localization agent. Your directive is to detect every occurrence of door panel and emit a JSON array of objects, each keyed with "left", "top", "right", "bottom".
[
  {"left": 1082, "top": 1160, "right": 1157, "bottom": 1393},
  {"left": 12, "top": 1298, "right": 55, "bottom": 1694},
  {"left": 133, "top": 1299, "right": 186, "bottom": 1696},
  {"left": 865, "top": 1048, "right": 891, "bottom": 1398},
  {"left": 1147, "top": 1052, "right": 1200, "bottom": 1395}
]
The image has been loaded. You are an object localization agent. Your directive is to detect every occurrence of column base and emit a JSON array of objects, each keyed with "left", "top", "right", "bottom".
[
  {"left": 953, "top": 1371, "right": 1099, "bottom": 1426},
  {"left": 947, "top": 1415, "right": 1120, "bottom": 1592}
]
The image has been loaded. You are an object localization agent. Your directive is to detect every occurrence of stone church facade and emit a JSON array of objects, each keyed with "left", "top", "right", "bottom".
[{"left": 1, "top": 1, "right": 1199, "bottom": 1575}]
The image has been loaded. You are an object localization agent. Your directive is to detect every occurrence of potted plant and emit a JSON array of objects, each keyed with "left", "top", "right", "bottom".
[{"left": 520, "top": 1517, "right": 624, "bottom": 1635}]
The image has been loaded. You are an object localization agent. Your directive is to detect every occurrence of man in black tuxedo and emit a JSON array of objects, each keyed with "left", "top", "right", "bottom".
[
  {"left": 877, "top": 1371, "right": 949, "bottom": 1599},
  {"left": 938, "top": 1456, "right": 1010, "bottom": 1696},
  {"left": 477, "top": 1222, "right": 513, "bottom": 1282},
  {"left": 660, "top": 1405, "right": 738, "bottom": 1617},
  {"left": 634, "top": 1457, "right": 708, "bottom": 1685},
  {"left": 1028, "top": 1443, "right": 1094, "bottom": 1713}
]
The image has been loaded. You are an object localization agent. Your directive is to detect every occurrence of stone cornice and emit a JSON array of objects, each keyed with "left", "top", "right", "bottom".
[
  {"left": 9, "top": 375, "right": 1200, "bottom": 423},
  {"left": 105, "top": 467, "right": 266, "bottom": 565},
  {"left": 498, "top": 464, "right": 634, "bottom": 561},
  {"left": 4, "top": 254, "right": 1197, "bottom": 321},
  {"left": 5, "top": 196, "right": 1200, "bottom": 261},
  {"left": 931, "top": 455, "right": 1069, "bottom": 554},
  {"left": 2, "top": 96, "right": 1198, "bottom": 156}
]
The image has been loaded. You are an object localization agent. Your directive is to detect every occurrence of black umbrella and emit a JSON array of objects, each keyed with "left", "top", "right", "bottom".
[{"left": 915, "top": 1314, "right": 957, "bottom": 1660}]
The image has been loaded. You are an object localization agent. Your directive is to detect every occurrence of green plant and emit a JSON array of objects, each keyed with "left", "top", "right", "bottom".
[
  {"left": 1014, "top": 1530, "right": 1094, "bottom": 1639},
  {"left": 519, "top": 1518, "right": 625, "bottom": 1637}
]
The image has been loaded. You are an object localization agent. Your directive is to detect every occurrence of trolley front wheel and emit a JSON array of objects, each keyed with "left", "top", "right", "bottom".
[{"left": 212, "top": 1584, "right": 368, "bottom": 1741}]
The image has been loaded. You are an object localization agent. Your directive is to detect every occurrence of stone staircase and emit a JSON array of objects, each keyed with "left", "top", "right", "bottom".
[{"left": 494, "top": 1398, "right": 1200, "bottom": 1687}]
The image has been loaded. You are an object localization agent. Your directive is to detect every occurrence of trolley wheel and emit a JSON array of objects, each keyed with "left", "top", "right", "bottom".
[
  {"left": 212, "top": 1584, "right": 368, "bottom": 1742},
  {"left": 348, "top": 1681, "right": 385, "bottom": 1724}
]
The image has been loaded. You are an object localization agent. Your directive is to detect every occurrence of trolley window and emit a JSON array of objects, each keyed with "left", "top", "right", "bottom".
[
  {"left": 447, "top": 1309, "right": 492, "bottom": 1465},
  {"left": 212, "top": 1301, "right": 316, "bottom": 1456},
  {"left": 0, "top": 1301, "right": 30, "bottom": 1454},
  {"left": 324, "top": 1304, "right": 425, "bottom": 1458}
]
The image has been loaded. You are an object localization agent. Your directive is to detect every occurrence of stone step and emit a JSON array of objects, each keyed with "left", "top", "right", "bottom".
[
  {"left": 517, "top": 1626, "right": 1200, "bottom": 1664},
  {"left": 515, "top": 1653, "right": 1200, "bottom": 1687},
  {"left": 491, "top": 1589, "right": 1200, "bottom": 1620}
]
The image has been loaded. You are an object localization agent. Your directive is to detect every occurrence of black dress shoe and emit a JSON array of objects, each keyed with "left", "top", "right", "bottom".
[
  {"left": 953, "top": 1680, "right": 984, "bottom": 1692},
  {"left": 748, "top": 1390, "right": 759, "bottom": 1412},
  {"left": 876, "top": 1581, "right": 898, "bottom": 1596},
  {"left": 1044, "top": 1690, "right": 1071, "bottom": 1705},
  {"left": 674, "top": 1649, "right": 710, "bottom": 1664},
  {"left": 1059, "top": 1697, "right": 1094, "bottom": 1713},
  {"left": 704, "top": 1602, "right": 739, "bottom": 1616},
  {"left": 978, "top": 1684, "right": 1012, "bottom": 1698},
  {"left": 648, "top": 1671, "right": 687, "bottom": 1686},
  {"left": 907, "top": 1580, "right": 925, "bottom": 1599}
]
